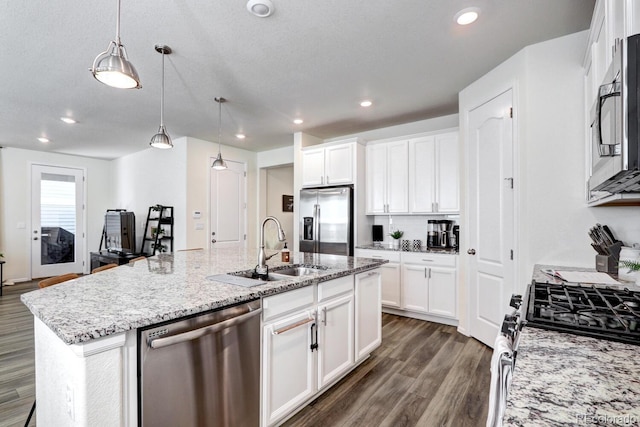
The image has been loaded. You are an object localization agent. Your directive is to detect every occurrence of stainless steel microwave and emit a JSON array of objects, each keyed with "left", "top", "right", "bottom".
[{"left": 589, "top": 34, "right": 640, "bottom": 202}]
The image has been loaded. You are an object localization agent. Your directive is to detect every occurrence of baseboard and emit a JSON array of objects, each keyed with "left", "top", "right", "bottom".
[{"left": 382, "top": 307, "right": 459, "bottom": 327}]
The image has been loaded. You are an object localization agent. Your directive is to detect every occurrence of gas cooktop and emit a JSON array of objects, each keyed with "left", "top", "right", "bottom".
[{"left": 525, "top": 281, "right": 640, "bottom": 345}]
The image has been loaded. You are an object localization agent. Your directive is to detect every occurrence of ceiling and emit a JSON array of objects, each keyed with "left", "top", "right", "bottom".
[{"left": 0, "top": 0, "right": 595, "bottom": 160}]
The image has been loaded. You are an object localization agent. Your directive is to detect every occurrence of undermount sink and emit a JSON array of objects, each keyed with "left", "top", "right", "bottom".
[{"left": 271, "top": 266, "right": 327, "bottom": 277}]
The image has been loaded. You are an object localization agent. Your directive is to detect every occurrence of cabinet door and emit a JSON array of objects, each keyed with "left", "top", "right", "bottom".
[
  {"left": 402, "top": 264, "right": 429, "bottom": 313},
  {"left": 386, "top": 140, "right": 409, "bottom": 213},
  {"left": 325, "top": 144, "right": 353, "bottom": 185},
  {"left": 317, "top": 294, "right": 355, "bottom": 389},
  {"left": 380, "top": 262, "right": 401, "bottom": 308},
  {"left": 301, "top": 148, "right": 325, "bottom": 187},
  {"left": 366, "top": 143, "right": 388, "bottom": 214},
  {"left": 355, "top": 270, "right": 382, "bottom": 361},
  {"left": 435, "top": 132, "right": 460, "bottom": 213},
  {"left": 428, "top": 266, "right": 457, "bottom": 318},
  {"left": 262, "top": 311, "right": 316, "bottom": 426},
  {"left": 409, "top": 137, "right": 436, "bottom": 213}
]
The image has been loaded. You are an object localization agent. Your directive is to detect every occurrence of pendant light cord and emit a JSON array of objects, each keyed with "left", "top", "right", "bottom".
[
  {"left": 160, "top": 51, "right": 165, "bottom": 127},
  {"left": 218, "top": 99, "right": 222, "bottom": 154},
  {"left": 115, "top": 0, "right": 121, "bottom": 45}
]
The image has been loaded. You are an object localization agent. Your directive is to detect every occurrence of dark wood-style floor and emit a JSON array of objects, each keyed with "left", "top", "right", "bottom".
[
  {"left": 0, "top": 280, "right": 38, "bottom": 427},
  {"left": 283, "top": 314, "right": 492, "bottom": 427},
  {"left": 0, "top": 282, "right": 491, "bottom": 427}
]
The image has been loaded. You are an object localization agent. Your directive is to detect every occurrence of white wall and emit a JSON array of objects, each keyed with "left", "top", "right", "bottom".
[
  {"left": 458, "top": 31, "right": 640, "bottom": 330},
  {"left": 264, "top": 165, "right": 294, "bottom": 249},
  {"left": 111, "top": 138, "right": 188, "bottom": 253},
  {"left": 0, "top": 147, "right": 112, "bottom": 280}
]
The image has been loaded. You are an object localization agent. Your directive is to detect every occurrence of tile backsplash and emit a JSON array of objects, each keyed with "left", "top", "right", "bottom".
[{"left": 372, "top": 214, "right": 459, "bottom": 245}]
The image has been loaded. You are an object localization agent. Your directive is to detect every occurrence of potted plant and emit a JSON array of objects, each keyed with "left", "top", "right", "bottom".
[
  {"left": 388, "top": 230, "right": 404, "bottom": 250},
  {"left": 620, "top": 259, "right": 640, "bottom": 284}
]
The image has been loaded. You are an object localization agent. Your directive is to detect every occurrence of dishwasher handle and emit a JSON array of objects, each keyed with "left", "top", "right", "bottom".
[{"left": 149, "top": 308, "right": 262, "bottom": 349}]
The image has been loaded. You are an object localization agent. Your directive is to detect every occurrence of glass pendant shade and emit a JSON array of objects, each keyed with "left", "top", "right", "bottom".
[{"left": 90, "top": 0, "right": 141, "bottom": 89}]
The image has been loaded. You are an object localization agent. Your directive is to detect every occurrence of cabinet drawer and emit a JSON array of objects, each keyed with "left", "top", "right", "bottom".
[
  {"left": 263, "top": 286, "right": 315, "bottom": 322},
  {"left": 401, "top": 252, "right": 457, "bottom": 267},
  {"left": 355, "top": 249, "right": 401, "bottom": 263},
  {"left": 318, "top": 275, "right": 353, "bottom": 302}
]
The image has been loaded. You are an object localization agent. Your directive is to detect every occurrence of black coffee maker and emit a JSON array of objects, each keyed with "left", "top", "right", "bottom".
[{"left": 451, "top": 225, "right": 459, "bottom": 251}]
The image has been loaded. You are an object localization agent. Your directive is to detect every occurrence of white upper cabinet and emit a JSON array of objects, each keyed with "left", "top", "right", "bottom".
[
  {"left": 301, "top": 143, "right": 353, "bottom": 187},
  {"left": 366, "top": 140, "right": 409, "bottom": 214},
  {"left": 409, "top": 131, "right": 459, "bottom": 214}
]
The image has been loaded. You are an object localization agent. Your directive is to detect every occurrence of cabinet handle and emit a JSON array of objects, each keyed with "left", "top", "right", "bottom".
[
  {"left": 320, "top": 176, "right": 324, "bottom": 185},
  {"left": 434, "top": 202, "right": 439, "bottom": 212},
  {"left": 372, "top": 255, "right": 383, "bottom": 258},
  {"left": 326, "top": 175, "right": 329, "bottom": 184},
  {"left": 272, "top": 317, "right": 314, "bottom": 335},
  {"left": 366, "top": 271, "right": 379, "bottom": 277},
  {"left": 322, "top": 307, "right": 327, "bottom": 325},
  {"left": 428, "top": 267, "right": 431, "bottom": 279},
  {"left": 421, "top": 259, "right": 434, "bottom": 262},
  {"left": 310, "top": 321, "right": 318, "bottom": 352}
]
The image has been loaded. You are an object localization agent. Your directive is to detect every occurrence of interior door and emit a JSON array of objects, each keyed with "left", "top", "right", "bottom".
[
  {"left": 210, "top": 159, "right": 246, "bottom": 248},
  {"left": 467, "top": 90, "right": 515, "bottom": 347},
  {"left": 31, "top": 165, "right": 84, "bottom": 278}
]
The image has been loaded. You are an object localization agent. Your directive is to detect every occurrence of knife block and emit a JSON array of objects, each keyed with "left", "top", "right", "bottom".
[
  {"left": 595, "top": 242, "right": 623, "bottom": 273},
  {"left": 596, "top": 255, "right": 618, "bottom": 273}
]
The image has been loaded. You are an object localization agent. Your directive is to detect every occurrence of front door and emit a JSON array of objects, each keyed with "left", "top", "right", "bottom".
[
  {"left": 31, "top": 165, "right": 85, "bottom": 278},
  {"left": 467, "top": 89, "right": 515, "bottom": 347},
  {"left": 210, "top": 159, "right": 247, "bottom": 248}
]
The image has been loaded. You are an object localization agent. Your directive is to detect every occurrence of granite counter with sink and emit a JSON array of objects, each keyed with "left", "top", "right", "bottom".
[{"left": 21, "top": 248, "right": 387, "bottom": 345}]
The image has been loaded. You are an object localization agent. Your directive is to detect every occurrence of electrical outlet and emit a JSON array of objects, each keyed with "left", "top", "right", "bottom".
[{"left": 66, "top": 384, "right": 74, "bottom": 420}]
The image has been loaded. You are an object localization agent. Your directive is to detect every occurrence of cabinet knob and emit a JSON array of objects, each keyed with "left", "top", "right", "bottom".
[{"left": 467, "top": 248, "right": 476, "bottom": 255}]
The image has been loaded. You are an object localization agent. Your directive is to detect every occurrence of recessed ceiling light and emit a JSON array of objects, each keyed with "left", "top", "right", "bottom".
[
  {"left": 454, "top": 7, "right": 480, "bottom": 25},
  {"left": 360, "top": 100, "right": 373, "bottom": 107},
  {"left": 247, "top": 0, "right": 274, "bottom": 17},
  {"left": 60, "top": 117, "right": 77, "bottom": 124},
  {"left": 293, "top": 118, "right": 304, "bottom": 125},
  {"left": 236, "top": 133, "right": 246, "bottom": 140},
  {"left": 38, "top": 137, "right": 50, "bottom": 143}
]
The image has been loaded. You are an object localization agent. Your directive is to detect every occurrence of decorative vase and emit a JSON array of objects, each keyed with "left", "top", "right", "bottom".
[{"left": 392, "top": 239, "right": 400, "bottom": 250}]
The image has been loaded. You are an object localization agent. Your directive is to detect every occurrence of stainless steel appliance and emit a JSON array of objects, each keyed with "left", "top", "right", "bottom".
[
  {"left": 589, "top": 34, "right": 640, "bottom": 201},
  {"left": 299, "top": 186, "right": 353, "bottom": 256},
  {"left": 138, "top": 299, "right": 262, "bottom": 427}
]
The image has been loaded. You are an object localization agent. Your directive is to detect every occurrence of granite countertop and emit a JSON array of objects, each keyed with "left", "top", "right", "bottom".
[
  {"left": 503, "top": 328, "right": 640, "bottom": 426},
  {"left": 503, "top": 264, "right": 640, "bottom": 426},
  {"left": 21, "top": 248, "right": 386, "bottom": 345},
  {"left": 355, "top": 244, "right": 458, "bottom": 255}
]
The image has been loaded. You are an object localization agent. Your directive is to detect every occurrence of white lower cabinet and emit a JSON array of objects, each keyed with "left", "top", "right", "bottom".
[
  {"left": 261, "top": 272, "right": 381, "bottom": 426},
  {"left": 401, "top": 253, "right": 457, "bottom": 319},
  {"left": 355, "top": 269, "right": 382, "bottom": 361},
  {"left": 262, "top": 310, "right": 316, "bottom": 426},
  {"left": 354, "top": 249, "right": 401, "bottom": 308},
  {"left": 317, "top": 294, "right": 354, "bottom": 389}
]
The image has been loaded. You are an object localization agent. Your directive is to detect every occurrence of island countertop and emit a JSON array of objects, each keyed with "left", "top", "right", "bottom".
[{"left": 21, "top": 248, "right": 387, "bottom": 345}]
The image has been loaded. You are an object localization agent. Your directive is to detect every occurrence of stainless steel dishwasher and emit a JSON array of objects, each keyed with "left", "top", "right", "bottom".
[{"left": 138, "top": 299, "right": 262, "bottom": 427}]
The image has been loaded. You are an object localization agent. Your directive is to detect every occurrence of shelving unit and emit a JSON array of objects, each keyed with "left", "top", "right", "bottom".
[{"left": 141, "top": 205, "right": 174, "bottom": 256}]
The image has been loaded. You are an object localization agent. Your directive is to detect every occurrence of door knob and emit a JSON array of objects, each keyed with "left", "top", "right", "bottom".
[
  {"left": 211, "top": 239, "right": 216, "bottom": 244},
  {"left": 33, "top": 237, "right": 38, "bottom": 240},
  {"left": 467, "top": 248, "right": 476, "bottom": 255}
]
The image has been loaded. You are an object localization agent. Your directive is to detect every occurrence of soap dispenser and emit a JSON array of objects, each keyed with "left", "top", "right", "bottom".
[{"left": 281, "top": 242, "right": 290, "bottom": 262}]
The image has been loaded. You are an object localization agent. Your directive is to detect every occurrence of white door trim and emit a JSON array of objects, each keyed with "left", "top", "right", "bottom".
[
  {"left": 460, "top": 82, "right": 520, "bottom": 341},
  {"left": 28, "top": 162, "right": 88, "bottom": 279}
]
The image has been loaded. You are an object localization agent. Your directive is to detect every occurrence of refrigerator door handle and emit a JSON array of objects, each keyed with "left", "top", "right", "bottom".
[{"left": 314, "top": 204, "right": 320, "bottom": 253}]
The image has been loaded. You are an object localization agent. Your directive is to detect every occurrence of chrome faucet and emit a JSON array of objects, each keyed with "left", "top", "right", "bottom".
[{"left": 256, "top": 216, "right": 286, "bottom": 275}]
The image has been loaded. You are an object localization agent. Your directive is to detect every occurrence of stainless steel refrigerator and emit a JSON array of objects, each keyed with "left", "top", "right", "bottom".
[{"left": 299, "top": 186, "right": 353, "bottom": 256}]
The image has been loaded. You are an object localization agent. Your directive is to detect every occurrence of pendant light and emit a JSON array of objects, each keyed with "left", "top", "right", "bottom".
[
  {"left": 90, "top": 0, "right": 141, "bottom": 89},
  {"left": 149, "top": 45, "right": 173, "bottom": 149},
  {"left": 212, "top": 97, "right": 228, "bottom": 170}
]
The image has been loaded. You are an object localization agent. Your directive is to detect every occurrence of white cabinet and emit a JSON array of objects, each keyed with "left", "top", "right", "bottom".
[
  {"left": 366, "top": 140, "right": 408, "bottom": 214},
  {"left": 262, "top": 310, "right": 316, "bottom": 426},
  {"left": 301, "top": 143, "right": 353, "bottom": 187},
  {"left": 262, "top": 273, "right": 375, "bottom": 426},
  {"left": 317, "top": 293, "right": 354, "bottom": 389},
  {"left": 355, "top": 249, "right": 401, "bottom": 308},
  {"left": 409, "top": 131, "right": 459, "bottom": 213},
  {"left": 354, "top": 269, "right": 382, "bottom": 361},
  {"left": 401, "top": 253, "right": 457, "bottom": 319}
]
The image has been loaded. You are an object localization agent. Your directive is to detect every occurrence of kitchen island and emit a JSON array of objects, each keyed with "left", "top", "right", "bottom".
[
  {"left": 21, "top": 248, "right": 386, "bottom": 426},
  {"left": 503, "top": 265, "right": 640, "bottom": 426}
]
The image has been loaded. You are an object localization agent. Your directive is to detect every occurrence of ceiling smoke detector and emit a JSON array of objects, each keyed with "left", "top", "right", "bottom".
[{"left": 247, "top": 0, "right": 274, "bottom": 18}]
